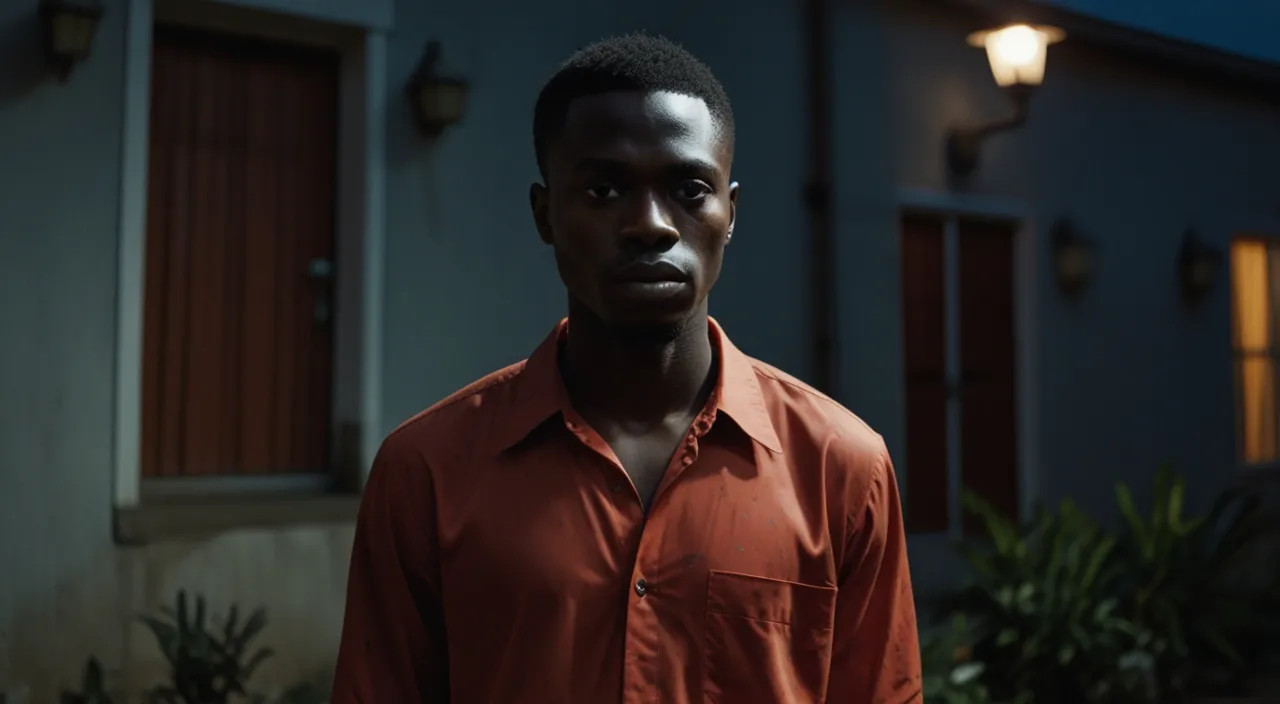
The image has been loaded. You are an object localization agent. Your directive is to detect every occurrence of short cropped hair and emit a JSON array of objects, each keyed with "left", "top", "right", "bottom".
[{"left": 533, "top": 33, "right": 735, "bottom": 178}]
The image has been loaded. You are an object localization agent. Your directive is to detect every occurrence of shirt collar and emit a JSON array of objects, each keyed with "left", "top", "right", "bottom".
[{"left": 493, "top": 317, "right": 783, "bottom": 455}]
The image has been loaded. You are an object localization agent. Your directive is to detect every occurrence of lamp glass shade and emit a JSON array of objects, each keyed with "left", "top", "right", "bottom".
[
  {"left": 1056, "top": 242, "right": 1092, "bottom": 284},
  {"left": 50, "top": 8, "right": 101, "bottom": 60},
  {"left": 1188, "top": 257, "right": 1217, "bottom": 291},
  {"left": 968, "top": 23, "right": 1064, "bottom": 88},
  {"left": 416, "top": 78, "right": 468, "bottom": 129}
]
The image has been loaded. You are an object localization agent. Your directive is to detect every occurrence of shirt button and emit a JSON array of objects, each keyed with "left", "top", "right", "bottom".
[{"left": 634, "top": 578, "right": 647, "bottom": 597}]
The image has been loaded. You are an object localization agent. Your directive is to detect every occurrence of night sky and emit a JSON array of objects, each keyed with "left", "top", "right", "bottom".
[{"left": 1037, "top": 0, "right": 1280, "bottom": 63}]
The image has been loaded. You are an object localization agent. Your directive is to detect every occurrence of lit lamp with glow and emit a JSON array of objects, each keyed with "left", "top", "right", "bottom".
[{"left": 947, "top": 23, "right": 1065, "bottom": 179}]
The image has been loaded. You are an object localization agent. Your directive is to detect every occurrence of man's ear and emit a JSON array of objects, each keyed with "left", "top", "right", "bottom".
[
  {"left": 726, "top": 181, "right": 739, "bottom": 244},
  {"left": 530, "top": 182, "right": 553, "bottom": 245}
]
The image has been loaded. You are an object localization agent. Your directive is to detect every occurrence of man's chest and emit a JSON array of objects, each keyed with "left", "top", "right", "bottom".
[
  {"left": 435, "top": 443, "right": 837, "bottom": 605},
  {"left": 430, "top": 439, "right": 851, "bottom": 703}
]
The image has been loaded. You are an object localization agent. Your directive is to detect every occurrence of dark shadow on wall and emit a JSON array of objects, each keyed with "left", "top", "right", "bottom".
[{"left": 0, "top": 9, "right": 51, "bottom": 107}]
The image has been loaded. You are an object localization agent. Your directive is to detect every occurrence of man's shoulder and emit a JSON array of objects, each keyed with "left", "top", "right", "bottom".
[
  {"left": 744, "top": 356, "right": 893, "bottom": 521},
  {"left": 381, "top": 360, "right": 528, "bottom": 452},
  {"left": 747, "top": 357, "right": 888, "bottom": 466}
]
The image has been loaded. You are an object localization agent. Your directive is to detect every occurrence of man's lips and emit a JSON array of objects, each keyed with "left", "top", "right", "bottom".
[{"left": 613, "top": 260, "right": 690, "bottom": 283}]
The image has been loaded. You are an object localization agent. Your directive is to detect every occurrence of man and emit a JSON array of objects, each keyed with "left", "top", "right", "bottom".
[{"left": 332, "top": 33, "right": 921, "bottom": 703}]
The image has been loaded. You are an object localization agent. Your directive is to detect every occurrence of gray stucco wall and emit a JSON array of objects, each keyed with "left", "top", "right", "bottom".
[
  {"left": 0, "top": 0, "right": 132, "bottom": 692},
  {"left": 2, "top": 0, "right": 1277, "bottom": 696},
  {"left": 380, "top": 0, "right": 815, "bottom": 424}
]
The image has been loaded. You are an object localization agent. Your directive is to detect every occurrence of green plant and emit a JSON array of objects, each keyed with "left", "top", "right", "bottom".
[
  {"left": 139, "top": 590, "right": 274, "bottom": 704},
  {"left": 272, "top": 682, "right": 329, "bottom": 704},
  {"left": 950, "top": 491, "right": 1152, "bottom": 704},
  {"left": 920, "top": 614, "right": 995, "bottom": 704},
  {"left": 1114, "top": 467, "right": 1280, "bottom": 697},
  {"left": 59, "top": 657, "right": 114, "bottom": 704}
]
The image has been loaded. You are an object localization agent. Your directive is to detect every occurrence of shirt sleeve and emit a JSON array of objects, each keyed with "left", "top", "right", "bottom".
[
  {"left": 331, "top": 437, "right": 449, "bottom": 703},
  {"left": 826, "top": 448, "right": 923, "bottom": 703}
]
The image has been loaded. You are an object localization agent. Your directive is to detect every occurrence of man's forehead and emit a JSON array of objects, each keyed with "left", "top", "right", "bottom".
[
  {"left": 550, "top": 90, "right": 730, "bottom": 173},
  {"left": 561, "top": 91, "right": 718, "bottom": 143}
]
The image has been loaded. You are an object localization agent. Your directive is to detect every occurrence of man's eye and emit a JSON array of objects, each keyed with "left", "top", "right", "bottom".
[
  {"left": 587, "top": 185, "right": 620, "bottom": 200},
  {"left": 674, "top": 181, "right": 712, "bottom": 201}
]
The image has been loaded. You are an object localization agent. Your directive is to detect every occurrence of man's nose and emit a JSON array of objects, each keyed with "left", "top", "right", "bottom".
[{"left": 618, "top": 192, "right": 680, "bottom": 248}]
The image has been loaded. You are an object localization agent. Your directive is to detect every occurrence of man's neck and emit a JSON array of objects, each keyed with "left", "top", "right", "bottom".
[{"left": 561, "top": 304, "right": 716, "bottom": 431}]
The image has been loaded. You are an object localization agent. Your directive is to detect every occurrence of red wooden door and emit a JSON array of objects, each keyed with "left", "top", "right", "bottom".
[
  {"left": 900, "top": 215, "right": 950, "bottom": 533},
  {"left": 140, "top": 27, "right": 339, "bottom": 478},
  {"left": 958, "top": 219, "right": 1020, "bottom": 526},
  {"left": 900, "top": 214, "right": 1020, "bottom": 533}
]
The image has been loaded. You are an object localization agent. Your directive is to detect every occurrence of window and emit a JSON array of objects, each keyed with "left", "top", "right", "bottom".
[
  {"left": 140, "top": 27, "right": 340, "bottom": 481},
  {"left": 1231, "top": 238, "right": 1280, "bottom": 464},
  {"left": 112, "top": 2, "right": 386, "bottom": 542}
]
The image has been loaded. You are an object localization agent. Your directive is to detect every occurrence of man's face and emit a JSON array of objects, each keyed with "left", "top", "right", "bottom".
[{"left": 531, "top": 90, "right": 737, "bottom": 333}]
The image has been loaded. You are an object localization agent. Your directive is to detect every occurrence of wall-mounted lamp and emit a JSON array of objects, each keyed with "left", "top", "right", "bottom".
[
  {"left": 39, "top": 0, "right": 104, "bottom": 82},
  {"left": 1052, "top": 218, "right": 1094, "bottom": 297},
  {"left": 947, "top": 23, "right": 1065, "bottom": 181},
  {"left": 406, "top": 40, "right": 469, "bottom": 139},
  {"left": 1178, "top": 229, "right": 1222, "bottom": 305}
]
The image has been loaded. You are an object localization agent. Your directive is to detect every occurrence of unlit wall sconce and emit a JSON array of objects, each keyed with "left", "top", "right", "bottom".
[
  {"left": 407, "top": 40, "right": 469, "bottom": 138},
  {"left": 1178, "top": 229, "right": 1222, "bottom": 304},
  {"left": 947, "top": 23, "right": 1065, "bottom": 181},
  {"left": 39, "top": 0, "right": 104, "bottom": 82},
  {"left": 1052, "top": 219, "right": 1094, "bottom": 297}
]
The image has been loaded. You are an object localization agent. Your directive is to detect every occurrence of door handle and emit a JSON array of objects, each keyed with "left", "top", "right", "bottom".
[
  {"left": 308, "top": 258, "right": 334, "bottom": 324},
  {"left": 308, "top": 258, "right": 333, "bottom": 281}
]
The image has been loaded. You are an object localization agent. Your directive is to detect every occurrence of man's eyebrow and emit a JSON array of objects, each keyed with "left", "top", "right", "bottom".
[{"left": 668, "top": 158, "right": 720, "bottom": 176}]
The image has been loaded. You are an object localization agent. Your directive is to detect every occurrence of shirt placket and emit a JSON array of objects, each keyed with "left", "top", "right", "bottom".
[
  {"left": 621, "top": 406, "right": 719, "bottom": 704},
  {"left": 560, "top": 401, "right": 720, "bottom": 703}
]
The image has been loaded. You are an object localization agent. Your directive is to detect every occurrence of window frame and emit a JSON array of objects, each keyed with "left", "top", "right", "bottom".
[
  {"left": 112, "top": 0, "right": 388, "bottom": 540},
  {"left": 896, "top": 190, "right": 1040, "bottom": 539},
  {"left": 1230, "top": 234, "right": 1280, "bottom": 474}
]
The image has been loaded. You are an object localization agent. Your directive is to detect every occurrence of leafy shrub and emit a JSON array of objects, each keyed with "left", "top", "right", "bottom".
[{"left": 138, "top": 591, "right": 272, "bottom": 704}]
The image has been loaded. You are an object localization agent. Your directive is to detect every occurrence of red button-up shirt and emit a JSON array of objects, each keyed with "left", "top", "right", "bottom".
[{"left": 332, "top": 319, "right": 921, "bottom": 703}]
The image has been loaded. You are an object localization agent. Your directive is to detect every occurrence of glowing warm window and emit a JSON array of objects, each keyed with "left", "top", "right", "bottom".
[{"left": 1231, "top": 239, "right": 1280, "bottom": 464}]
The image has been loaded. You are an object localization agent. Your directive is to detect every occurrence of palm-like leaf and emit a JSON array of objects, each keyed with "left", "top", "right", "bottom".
[{"left": 138, "top": 590, "right": 276, "bottom": 704}]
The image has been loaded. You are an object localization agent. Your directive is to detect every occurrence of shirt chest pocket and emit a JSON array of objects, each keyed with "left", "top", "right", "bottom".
[{"left": 703, "top": 570, "right": 838, "bottom": 704}]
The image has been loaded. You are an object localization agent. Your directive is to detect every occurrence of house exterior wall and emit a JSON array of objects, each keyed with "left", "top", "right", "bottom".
[
  {"left": 1, "top": 0, "right": 1276, "bottom": 697},
  {"left": 887, "top": 0, "right": 1280, "bottom": 504},
  {"left": 880, "top": 0, "right": 1280, "bottom": 584},
  {"left": 1, "top": 0, "right": 135, "bottom": 693}
]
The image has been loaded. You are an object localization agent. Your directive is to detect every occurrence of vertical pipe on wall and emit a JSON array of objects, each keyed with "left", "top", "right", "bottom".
[{"left": 804, "top": 0, "right": 836, "bottom": 393}]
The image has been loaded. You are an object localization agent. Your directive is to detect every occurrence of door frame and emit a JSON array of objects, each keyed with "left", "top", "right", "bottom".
[
  {"left": 897, "top": 188, "right": 1041, "bottom": 537},
  {"left": 113, "top": 0, "right": 388, "bottom": 507}
]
